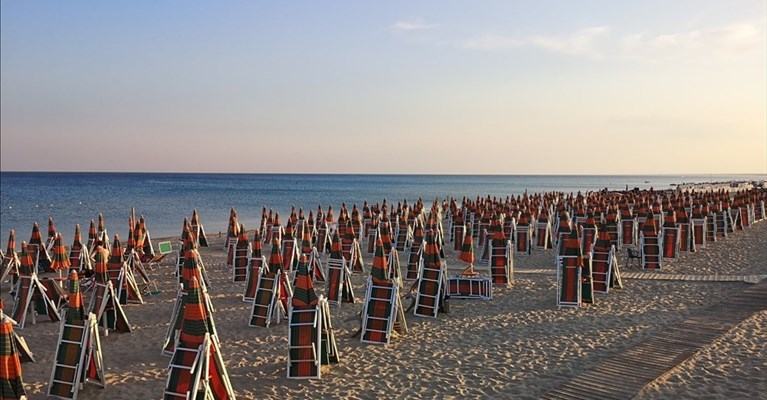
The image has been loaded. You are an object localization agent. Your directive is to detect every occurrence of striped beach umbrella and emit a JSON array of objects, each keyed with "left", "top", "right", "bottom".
[
  {"left": 4, "top": 230, "right": 16, "bottom": 259},
  {"left": 181, "top": 248, "right": 205, "bottom": 290},
  {"left": 65, "top": 270, "right": 85, "bottom": 323},
  {"left": 297, "top": 221, "right": 310, "bottom": 255},
  {"left": 423, "top": 229, "right": 441, "bottom": 267},
  {"left": 326, "top": 205, "right": 334, "bottom": 224},
  {"left": 371, "top": 238, "right": 389, "bottom": 282},
  {"left": 3, "top": 230, "right": 19, "bottom": 278},
  {"left": 0, "top": 303, "right": 26, "bottom": 400},
  {"left": 69, "top": 225, "right": 85, "bottom": 270},
  {"left": 190, "top": 209, "right": 208, "bottom": 248},
  {"left": 291, "top": 255, "right": 318, "bottom": 308},
  {"left": 17, "top": 242, "right": 33, "bottom": 277},
  {"left": 97, "top": 213, "right": 106, "bottom": 235},
  {"left": 178, "top": 276, "right": 207, "bottom": 348},
  {"left": 28, "top": 222, "right": 43, "bottom": 248},
  {"left": 329, "top": 231, "right": 343, "bottom": 261},
  {"left": 93, "top": 245, "right": 110, "bottom": 284},
  {"left": 268, "top": 240, "right": 284, "bottom": 272},
  {"left": 251, "top": 229, "right": 263, "bottom": 260},
  {"left": 290, "top": 205, "right": 298, "bottom": 226},
  {"left": 49, "top": 233, "right": 71, "bottom": 280},
  {"left": 125, "top": 224, "right": 136, "bottom": 255},
  {"left": 284, "top": 220, "right": 295, "bottom": 240},
  {"left": 107, "top": 235, "right": 125, "bottom": 273},
  {"left": 458, "top": 227, "right": 475, "bottom": 266},
  {"left": 47, "top": 217, "right": 57, "bottom": 242},
  {"left": 87, "top": 219, "right": 98, "bottom": 250}
]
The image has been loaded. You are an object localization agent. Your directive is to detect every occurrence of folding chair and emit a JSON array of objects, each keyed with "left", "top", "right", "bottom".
[{"left": 360, "top": 277, "right": 400, "bottom": 345}]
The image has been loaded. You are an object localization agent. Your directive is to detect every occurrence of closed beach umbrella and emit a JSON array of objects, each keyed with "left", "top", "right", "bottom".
[
  {"left": 329, "top": 231, "right": 343, "bottom": 261},
  {"left": 300, "top": 224, "right": 312, "bottom": 255},
  {"left": 292, "top": 255, "right": 318, "bottom": 308},
  {"left": 458, "top": 227, "right": 475, "bottom": 266},
  {"left": 0, "top": 301, "right": 26, "bottom": 400},
  {"left": 69, "top": 225, "right": 86, "bottom": 270},
  {"left": 49, "top": 233, "right": 71, "bottom": 281},
  {"left": 181, "top": 248, "right": 205, "bottom": 290},
  {"left": 29, "top": 223, "right": 42, "bottom": 247},
  {"left": 18, "top": 242, "right": 33, "bottom": 277},
  {"left": 251, "top": 229, "right": 263, "bottom": 259},
  {"left": 87, "top": 219, "right": 98, "bottom": 250},
  {"left": 93, "top": 245, "right": 110, "bottom": 284},
  {"left": 47, "top": 217, "right": 57, "bottom": 242},
  {"left": 371, "top": 238, "right": 389, "bottom": 282},
  {"left": 268, "top": 240, "right": 284, "bottom": 272},
  {"left": 4, "top": 230, "right": 16, "bottom": 259},
  {"left": 178, "top": 276, "right": 207, "bottom": 348},
  {"left": 65, "top": 270, "right": 85, "bottom": 323},
  {"left": 107, "top": 235, "right": 125, "bottom": 274}
]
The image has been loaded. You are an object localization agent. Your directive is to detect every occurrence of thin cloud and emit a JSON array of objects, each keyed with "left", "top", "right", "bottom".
[
  {"left": 459, "top": 26, "right": 610, "bottom": 59},
  {"left": 391, "top": 19, "right": 436, "bottom": 32},
  {"left": 622, "top": 21, "right": 765, "bottom": 63}
]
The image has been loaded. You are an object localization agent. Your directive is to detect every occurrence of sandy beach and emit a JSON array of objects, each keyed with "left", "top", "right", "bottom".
[{"left": 4, "top": 214, "right": 766, "bottom": 399}]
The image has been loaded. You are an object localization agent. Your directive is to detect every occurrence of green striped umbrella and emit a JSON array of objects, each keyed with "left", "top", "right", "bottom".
[
  {"left": 291, "top": 255, "right": 318, "bottom": 308},
  {"left": 65, "top": 270, "right": 85, "bottom": 323}
]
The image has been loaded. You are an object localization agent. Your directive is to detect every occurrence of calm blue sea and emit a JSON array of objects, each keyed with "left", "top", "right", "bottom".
[{"left": 1, "top": 172, "right": 764, "bottom": 246}]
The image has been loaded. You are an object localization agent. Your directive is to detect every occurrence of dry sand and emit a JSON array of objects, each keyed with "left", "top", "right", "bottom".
[{"left": 5, "top": 219, "right": 767, "bottom": 399}]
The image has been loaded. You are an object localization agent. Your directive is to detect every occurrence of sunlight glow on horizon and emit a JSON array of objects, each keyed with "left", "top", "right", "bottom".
[{"left": 1, "top": 1, "right": 765, "bottom": 175}]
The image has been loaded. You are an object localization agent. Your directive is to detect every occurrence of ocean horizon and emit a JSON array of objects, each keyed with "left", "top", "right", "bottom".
[{"left": 2, "top": 171, "right": 764, "bottom": 246}]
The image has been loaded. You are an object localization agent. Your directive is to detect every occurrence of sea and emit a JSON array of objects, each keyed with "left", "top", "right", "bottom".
[{"left": 1, "top": 172, "right": 764, "bottom": 246}]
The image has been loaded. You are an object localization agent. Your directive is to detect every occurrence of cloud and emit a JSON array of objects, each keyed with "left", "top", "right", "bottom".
[
  {"left": 459, "top": 26, "right": 610, "bottom": 58},
  {"left": 621, "top": 22, "right": 765, "bottom": 63},
  {"left": 391, "top": 19, "right": 436, "bottom": 32}
]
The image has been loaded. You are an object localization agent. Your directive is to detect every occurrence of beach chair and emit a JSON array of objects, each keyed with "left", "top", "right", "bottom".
[
  {"left": 604, "top": 215, "right": 622, "bottom": 250},
  {"left": 307, "top": 247, "right": 325, "bottom": 282},
  {"left": 706, "top": 208, "right": 718, "bottom": 243},
  {"left": 714, "top": 209, "right": 728, "bottom": 240},
  {"left": 447, "top": 276, "right": 492, "bottom": 300},
  {"left": 360, "top": 276, "right": 401, "bottom": 345},
  {"left": 556, "top": 235, "right": 582, "bottom": 308},
  {"left": 413, "top": 256, "right": 445, "bottom": 318},
  {"left": 452, "top": 223, "right": 465, "bottom": 251},
  {"left": 108, "top": 262, "right": 144, "bottom": 305},
  {"left": 88, "top": 281, "right": 131, "bottom": 336},
  {"left": 678, "top": 215, "right": 694, "bottom": 253},
  {"left": 232, "top": 237, "right": 250, "bottom": 282},
  {"left": 41, "top": 278, "right": 68, "bottom": 314},
  {"left": 620, "top": 216, "right": 637, "bottom": 247},
  {"left": 640, "top": 226, "right": 663, "bottom": 270},
  {"left": 243, "top": 256, "right": 266, "bottom": 302},
  {"left": 319, "top": 299, "right": 340, "bottom": 365},
  {"left": 394, "top": 222, "right": 411, "bottom": 252},
  {"left": 47, "top": 313, "right": 105, "bottom": 400},
  {"left": 325, "top": 258, "right": 354, "bottom": 306},
  {"left": 591, "top": 235, "right": 621, "bottom": 294},
  {"left": 535, "top": 218, "right": 553, "bottom": 250},
  {"left": 478, "top": 229, "right": 491, "bottom": 265},
  {"left": 366, "top": 227, "right": 378, "bottom": 254},
  {"left": 387, "top": 248, "right": 404, "bottom": 288},
  {"left": 249, "top": 270, "right": 285, "bottom": 328},
  {"left": 287, "top": 304, "right": 322, "bottom": 379},
  {"left": 282, "top": 237, "right": 298, "bottom": 271},
  {"left": 488, "top": 238, "right": 513, "bottom": 286},
  {"left": 11, "top": 273, "right": 61, "bottom": 329},
  {"left": 662, "top": 220, "right": 681, "bottom": 261},
  {"left": 691, "top": 216, "right": 706, "bottom": 250},
  {"left": 514, "top": 222, "right": 532, "bottom": 255},
  {"left": 405, "top": 243, "right": 423, "bottom": 281}
]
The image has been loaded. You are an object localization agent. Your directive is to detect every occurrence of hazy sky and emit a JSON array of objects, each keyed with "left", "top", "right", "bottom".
[{"left": 1, "top": 1, "right": 765, "bottom": 174}]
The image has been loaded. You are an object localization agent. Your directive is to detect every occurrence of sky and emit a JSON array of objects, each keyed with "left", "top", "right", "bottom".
[{"left": 1, "top": 1, "right": 765, "bottom": 175}]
